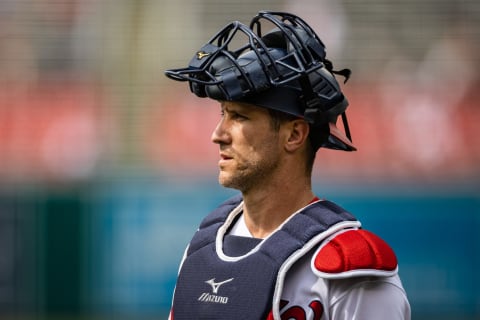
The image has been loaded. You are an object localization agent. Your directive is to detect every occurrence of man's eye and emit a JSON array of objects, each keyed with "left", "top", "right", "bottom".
[{"left": 231, "top": 112, "right": 247, "bottom": 120}]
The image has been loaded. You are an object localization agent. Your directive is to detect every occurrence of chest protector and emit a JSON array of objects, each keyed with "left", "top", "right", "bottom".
[{"left": 171, "top": 195, "right": 360, "bottom": 320}]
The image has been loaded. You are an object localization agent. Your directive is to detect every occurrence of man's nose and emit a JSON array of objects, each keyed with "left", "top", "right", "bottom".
[{"left": 211, "top": 118, "right": 230, "bottom": 145}]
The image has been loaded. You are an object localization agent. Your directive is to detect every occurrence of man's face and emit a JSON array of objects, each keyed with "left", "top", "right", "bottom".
[{"left": 211, "top": 101, "right": 283, "bottom": 192}]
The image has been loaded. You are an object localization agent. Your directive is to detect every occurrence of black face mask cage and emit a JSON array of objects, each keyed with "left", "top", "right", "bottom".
[{"left": 164, "top": 11, "right": 330, "bottom": 100}]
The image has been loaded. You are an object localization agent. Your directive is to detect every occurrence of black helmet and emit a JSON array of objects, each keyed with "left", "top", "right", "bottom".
[{"left": 165, "top": 11, "right": 356, "bottom": 151}]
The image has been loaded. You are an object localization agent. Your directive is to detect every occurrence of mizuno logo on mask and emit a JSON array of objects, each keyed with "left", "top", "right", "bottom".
[{"left": 196, "top": 51, "right": 210, "bottom": 59}]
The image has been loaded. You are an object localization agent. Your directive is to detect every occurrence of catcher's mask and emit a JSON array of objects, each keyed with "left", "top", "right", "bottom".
[{"left": 165, "top": 11, "right": 356, "bottom": 151}]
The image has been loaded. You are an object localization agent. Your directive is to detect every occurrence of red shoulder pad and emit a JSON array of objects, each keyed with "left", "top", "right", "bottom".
[{"left": 314, "top": 229, "right": 397, "bottom": 274}]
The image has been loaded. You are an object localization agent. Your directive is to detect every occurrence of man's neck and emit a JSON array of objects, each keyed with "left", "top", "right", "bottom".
[{"left": 241, "top": 178, "right": 315, "bottom": 239}]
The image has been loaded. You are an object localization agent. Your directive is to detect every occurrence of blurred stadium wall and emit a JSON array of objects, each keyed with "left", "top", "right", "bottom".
[{"left": 0, "top": 0, "right": 479, "bottom": 319}]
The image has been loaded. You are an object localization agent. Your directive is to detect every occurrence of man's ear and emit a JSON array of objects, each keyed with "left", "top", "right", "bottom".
[{"left": 284, "top": 120, "right": 310, "bottom": 153}]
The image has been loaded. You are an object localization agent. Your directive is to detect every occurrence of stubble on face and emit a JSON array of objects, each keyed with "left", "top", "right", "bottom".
[
  {"left": 215, "top": 104, "right": 283, "bottom": 194},
  {"left": 218, "top": 139, "right": 280, "bottom": 193}
]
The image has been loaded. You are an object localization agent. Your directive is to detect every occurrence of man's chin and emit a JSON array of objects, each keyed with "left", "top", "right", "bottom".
[
  {"left": 218, "top": 173, "right": 238, "bottom": 190},
  {"left": 218, "top": 175, "right": 232, "bottom": 188}
]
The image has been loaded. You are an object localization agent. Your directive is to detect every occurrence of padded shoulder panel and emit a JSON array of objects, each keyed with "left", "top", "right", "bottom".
[
  {"left": 313, "top": 229, "right": 397, "bottom": 277},
  {"left": 198, "top": 194, "right": 243, "bottom": 229}
]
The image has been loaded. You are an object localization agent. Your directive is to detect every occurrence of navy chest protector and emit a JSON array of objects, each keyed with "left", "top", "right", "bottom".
[{"left": 171, "top": 195, "right": 358, "bottom": 320}]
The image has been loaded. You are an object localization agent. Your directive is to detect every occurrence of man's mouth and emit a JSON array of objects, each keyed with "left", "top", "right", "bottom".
[{"left": 219, "top": 153, "right": 233, "bottom": 165}]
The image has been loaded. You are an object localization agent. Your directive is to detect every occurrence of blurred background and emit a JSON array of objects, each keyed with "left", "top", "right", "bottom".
[{"left": 0, "top": 0, "right": 479, "bottom": 319}]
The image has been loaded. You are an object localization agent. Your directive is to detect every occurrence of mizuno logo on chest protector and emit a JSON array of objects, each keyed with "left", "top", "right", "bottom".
[
  {"left": 198, "top": 278, "right": 234, "bottom": 304},
  {"left": 206, "top": 278, "right": 234, "bottom": 294}
]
